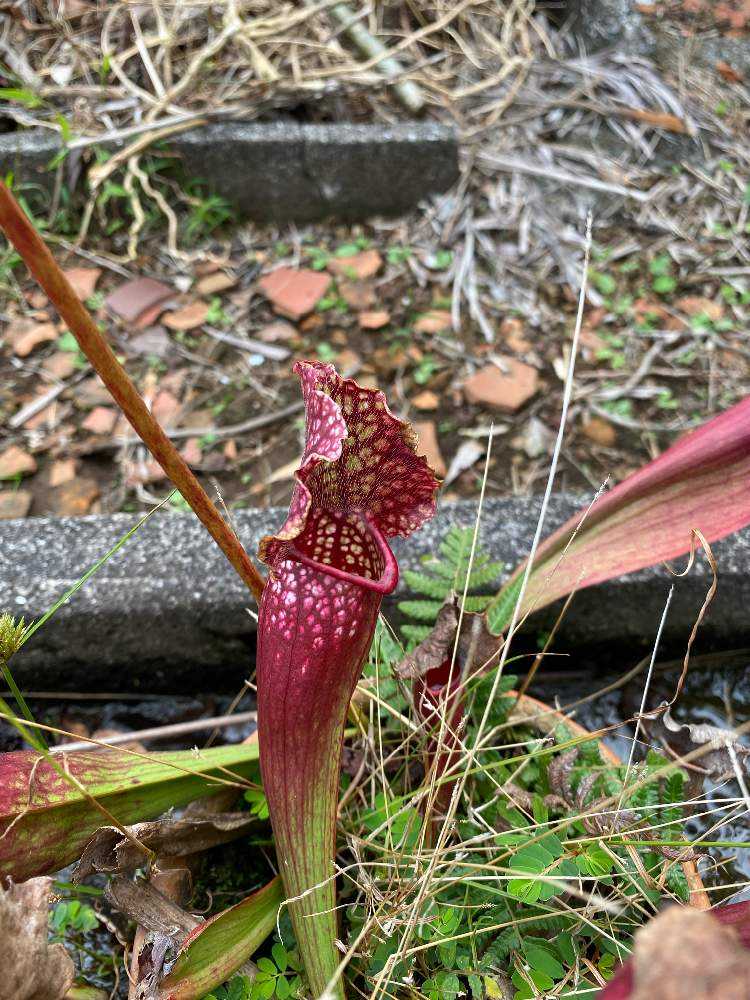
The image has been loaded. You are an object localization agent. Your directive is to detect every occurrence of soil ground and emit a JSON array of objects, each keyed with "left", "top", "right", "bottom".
[{"left": 1, "top": 216, "right": 747, "bottom": 521}]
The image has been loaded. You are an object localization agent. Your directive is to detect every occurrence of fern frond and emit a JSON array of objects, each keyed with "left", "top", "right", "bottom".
[
  {"left": 401, "top": 569, "right": 451, "bottom": 600},
  {"left": 399, "top": 524, "right": 502, "bottom": 641},
  {"left": 465, "top": 561, "right": 505, "bottom": 590},
  {"left": 430, "top": 560, "right": 469, "bottom": 583},
  {"left": 666, "top": 863, "right": 689, "bottom": 901},
  {"left": 397, "top": 599, "right": 444, "bottom": 622},
  {"left": 401, "top": 623, "right": 432, "bottom": 644},
  {"left": 439, "top": 526, "right": 475, "bottom": 559},
  {"left": 665, "top": 771, "right": 686, "bottom": 804},
  {"left": 458, "top": 595, "right": 492, "bottom": 613}
]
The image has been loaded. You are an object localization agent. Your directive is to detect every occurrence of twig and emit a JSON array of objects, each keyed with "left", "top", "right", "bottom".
[
  {"left": 52, "top": 710, "right": 257, "bottom": 753},
  {"left": 478, "top": 152, "right": 652, "bottom": 202},
  {"left": 87, "top": 118, "right": 209, "bottom": 189},
  {"left": 115, "top": 400, "right": 304, "bottom": 445},
  {"left": 204, "top": 325, "right": 292, "bottom": 362},
  {"left": 46, "top": 236, "right": 134, "bottom": 278},
  {"left": 589, "top": 403, "right": 703, "bottom": 433},
  {"left": 67, "top": 111, "right": 207, "bottom": 150},
  {"left": 591, "top": 339, "right": 669, "bottom": 402},
  {"left": 8, "top": 369, "right": 89, "bottom": 429},
  {"left": 326, "top": 3, "right": 425, "bottom": 114},
  {"left": 0, "top": 17, "right": 42, "bottom": 88}
]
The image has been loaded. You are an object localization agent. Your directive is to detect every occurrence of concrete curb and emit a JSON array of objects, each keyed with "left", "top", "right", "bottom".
[
  {"left": 2, "top": 496, "right": 748, "bottom": 691},
  {"left": 0, "top": 122, "right": 459, "bottom": 222}
]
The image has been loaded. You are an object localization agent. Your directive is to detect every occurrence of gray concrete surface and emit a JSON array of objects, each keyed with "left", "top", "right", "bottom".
[
  {"left": 1, "top": 497, "right": 748, "bottom": 691},
  {"left": 0, "top": 121, "right": 459, "bottom": 222},
  {"left": 175, "top": 121, "right": 459, "bottom": 221},
  {"left": 0, "top": 130, "right": 61, "bottom": 196}
]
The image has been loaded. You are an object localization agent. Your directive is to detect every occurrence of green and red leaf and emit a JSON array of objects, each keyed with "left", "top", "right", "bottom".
[
  {"left": 489, "top": 396, "right": 750, "bottom": 629},
  {"left": 158, "top": 877, "right": 283, "bottom": 1000},
  {"left": 0, "top": 743, "right": 259, "bottom": 883}
]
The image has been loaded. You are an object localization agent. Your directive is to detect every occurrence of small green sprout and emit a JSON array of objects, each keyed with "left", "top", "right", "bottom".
[
  {"left": 386, "top": 245, "right": 411, "bottom": 265},
  {"left": 0, "top": 613, "right": 26, "bottom": 662},
  {"left": 590, "top": 271, "right": 617, "bottom": 297}
]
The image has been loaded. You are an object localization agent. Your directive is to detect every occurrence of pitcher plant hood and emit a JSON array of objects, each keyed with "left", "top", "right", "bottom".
[{"left": 256, "top": 360, "right": 439, "bottom": 998}]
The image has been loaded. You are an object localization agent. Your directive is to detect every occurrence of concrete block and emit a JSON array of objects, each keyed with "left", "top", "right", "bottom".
[
  {"left": 0, "top": 121, "right": 459, "bottom": 223},
  {"left": 0, "top": 130, "right": 59, "bottom": 196},
  {"left": 1, "top": 497, "right": 748, "bottom": 691},
  {"left": 172, "top": 121, "right": 458, "bottom": 221}
]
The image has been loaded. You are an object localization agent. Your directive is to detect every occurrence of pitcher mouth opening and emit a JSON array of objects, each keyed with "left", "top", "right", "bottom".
[{"left": 286, "top": 511, "right": 399, "bottom": 596}]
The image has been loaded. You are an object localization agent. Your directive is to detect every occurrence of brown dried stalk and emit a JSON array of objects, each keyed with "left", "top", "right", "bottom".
[{"left": 0, "top": 181, "right": 265, "bottom": 603}]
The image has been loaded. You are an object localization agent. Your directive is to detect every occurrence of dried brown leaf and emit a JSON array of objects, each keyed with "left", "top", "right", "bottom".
[
  {"left": 395, "top": 599, "right": 503, "bottom": 681},
  {"left": 395, "top": 600, "right": 459, "bottom": 680},
  {"left": 106, "top": 876, "right": 199, "bottom": 939},
  {"left": 547, "top": 747, "right": 579, "bottom": 801},
  {"left": 77, "top": 813, "right": 256, "bottom": 880},
  {"left": 0, "top": 877, "right": 74, "bottom": 1000},
  {"left": 658, "top": 706, "right": 750, "bottom": 780},
  {"left": 107, "top": 876, "right": 200, "bottom": 1000}
]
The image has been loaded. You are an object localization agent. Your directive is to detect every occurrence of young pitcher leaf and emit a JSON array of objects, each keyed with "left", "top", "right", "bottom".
[
  {"left": 157, "top": 877, "right": 283, "bottom": 1000},
  {"left": 489, "top": 396, "right": 750, "bottom": 630},
  {"left": 401, "top": 600, "right": 499, "bottom": 822},
  {"left": 256, "top": 361, "right": 439, "bottom": 998},
  {"left": 414, "top": 654, "right": 465, "bottom": 819},
  {"left": 0, "top": 743, "right": 259, "bottom": 882}
]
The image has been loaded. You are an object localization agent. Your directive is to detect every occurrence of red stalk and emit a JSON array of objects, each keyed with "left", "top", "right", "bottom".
[
  {"left": 256, "top": 362, "right": 439, "bottom": 998},
  {"left": 0, "top": 181, "right": 264, "bottom": 603}
]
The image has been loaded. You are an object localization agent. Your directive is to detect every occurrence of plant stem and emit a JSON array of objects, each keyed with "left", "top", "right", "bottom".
[{"left": 0, "top": 181, "right": 265, "bottom": 603}]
